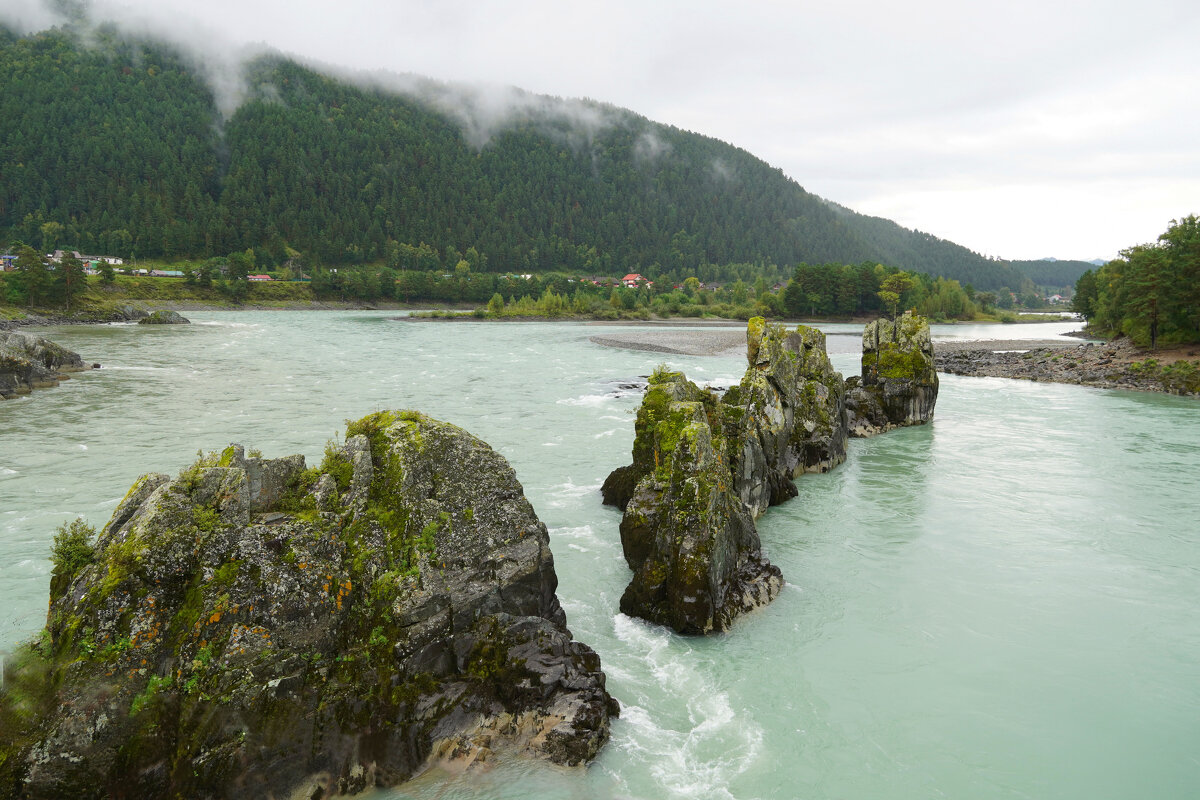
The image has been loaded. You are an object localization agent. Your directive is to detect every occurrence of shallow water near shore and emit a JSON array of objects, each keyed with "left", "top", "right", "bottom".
[{"left": 2, "top": 313, "right": 1199, "bottom": 799}]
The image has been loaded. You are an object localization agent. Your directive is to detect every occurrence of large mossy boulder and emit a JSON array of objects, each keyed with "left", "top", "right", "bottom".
[
  {"left": 616, "top": 370, "right": 781, "bottom": 634},
  {"left": 0, "top": 411, "right": 617, "bottom": 799},
  {"left": 845, "top": 311, "right": 939, "bottom": 436},
  {"left": 0, "top": 330, "right": 88, "bottom": 399}
]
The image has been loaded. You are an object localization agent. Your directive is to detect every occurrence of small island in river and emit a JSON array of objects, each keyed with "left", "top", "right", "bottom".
[{"left": 603, "top": 315, "right": 937, "bottom": 634}]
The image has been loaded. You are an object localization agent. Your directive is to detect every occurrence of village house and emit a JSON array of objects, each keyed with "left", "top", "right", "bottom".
[
  {"left": 48, "top": 250, "right": 124, "bottom": 266},
  {"left": 248, "top": 274, "right": 273, "bottom": 282},
  {"left": 621, "top": 273, "right": 651, "bottom": 288}
]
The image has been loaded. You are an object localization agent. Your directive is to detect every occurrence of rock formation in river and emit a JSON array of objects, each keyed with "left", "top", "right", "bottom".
[
  {"left": 0, "top": 411, "right": 617, "bottom": 799},
  {"left": 604, "top": 318, "right": 851, "bottom": 634},
  {"left": 614, "top": 368, "right": 783, "bottom": 634},
  {"left": 0, "top": 330, "right": 89, "bottom": 399},
  {"left": 844, "top": 311, "right": 939, "bottom": 437},
  {"left": 137, "top": 309, "right": 191, "bottom": 325},
  {"left": 723, "top": 318, "right": 848, "bottom": 516}
]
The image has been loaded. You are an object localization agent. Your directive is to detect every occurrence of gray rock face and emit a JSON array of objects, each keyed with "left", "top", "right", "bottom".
[
  {"left": 137, "top": 309, "right": 190, "bottom": 324},
  {"left": 723, "top": 319, "right": 849, "bottom": 517},
  {"left": 844, "top": 311, "right": 939, "bottom": 437},
  {"left": 0, "top": 412, "right": 617, "bottom": 799},
  {"left": 116, "top": 305, "right": 149, "bottom": 321},
  {"left": 0, "top": 330, "right": 88, "bottom": 399}
]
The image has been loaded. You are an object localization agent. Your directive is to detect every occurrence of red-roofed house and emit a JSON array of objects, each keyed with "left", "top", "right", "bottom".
[
  {"left": 248, "top": 274, "right": 273, "bottom": 282},
  {"left": 622, "top": 273, "right": 651, "bottom": 288}
]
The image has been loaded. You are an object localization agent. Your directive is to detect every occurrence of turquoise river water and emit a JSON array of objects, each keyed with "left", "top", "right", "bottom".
[{"left": 2, "top": 312, "right": 1198, "bottom": 799}]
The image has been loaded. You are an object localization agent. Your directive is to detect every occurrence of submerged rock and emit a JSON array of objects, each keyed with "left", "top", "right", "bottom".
[
  {"left": 0, "top": 412, "right": 617, "bottom": 798},
  {"left": 844, "top": 311, "right": 938, "bottom": 437},
  {"left": 137, "top": 309, "right": 190, "bottom": 325},
  {"left": 0, "top": 330, "right": 89, "bottom": 399}
]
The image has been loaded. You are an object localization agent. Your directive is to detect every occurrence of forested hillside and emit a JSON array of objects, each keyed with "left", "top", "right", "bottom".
[
  {"left": 1009, "top": 259, "right": 1095, "bottom": 289},
  {"left": 2, "top": 23, "right": 1029, "bottom": 289}
]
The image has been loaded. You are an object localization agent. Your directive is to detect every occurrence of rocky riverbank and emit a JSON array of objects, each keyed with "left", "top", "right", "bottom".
[
  {"left": 936, "top": 339, "right": 1200, "bottom": 395},
  {"left": 0, "top": 330, "right": 93, "bottom": 400}
]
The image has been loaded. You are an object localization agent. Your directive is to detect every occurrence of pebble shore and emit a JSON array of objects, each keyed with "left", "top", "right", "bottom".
[
  {"left": 588, "top": 330, "right": 748, "bottom": 357},
  {"left": 937, "top": 339, "right": 1199, "bottom": 395}
]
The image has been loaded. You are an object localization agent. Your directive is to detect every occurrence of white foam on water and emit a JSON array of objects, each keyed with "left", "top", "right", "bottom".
[
  {"left": 0, "top": 468, "right": 16, "bottom": 476},
  {"left": 551, "top": 525, "right": 597, "bottom": 540},
  {"left": 558, "top": 393, "right": 612, "bottom": 407},
  {"left": 547, "top": 480, "right": 602, "bottom": 499},
  {"left": 76, "top": 444, "right": 88, "bottom": 451},
  {"left": 594, "top": 429, "right": 617, "bottom": 438},
  {"left": 612, "top": 614, "right": 764, "bottom": 799}
]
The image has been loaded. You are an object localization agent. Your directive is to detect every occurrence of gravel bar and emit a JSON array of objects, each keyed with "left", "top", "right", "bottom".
[{"left": 588, "top": 330, "right": 748, "bottom": 357}]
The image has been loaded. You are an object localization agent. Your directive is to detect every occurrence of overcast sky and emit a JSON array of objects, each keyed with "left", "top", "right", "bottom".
[{"left": 7, "top": 0, "right": 1200, "bottom": 261}]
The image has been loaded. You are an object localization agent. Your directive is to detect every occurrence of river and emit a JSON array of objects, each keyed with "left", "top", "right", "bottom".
[{"left": 2, "top": 313, "right": 1198, "bottom": 799}]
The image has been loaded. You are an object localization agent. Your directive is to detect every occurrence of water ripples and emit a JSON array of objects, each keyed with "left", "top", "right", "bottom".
[{"left": 4, "top": 314, "right": 1199, "bottom": 799}]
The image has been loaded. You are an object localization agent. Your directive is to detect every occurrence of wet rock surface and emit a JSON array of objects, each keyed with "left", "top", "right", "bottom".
[
  {"left": 0, "top": 412, "right": 616, "bottom": 799},
  {"left": 0, "top": 330, "right": 90, "bottom": 399},
  {"left": 845, "top": 312, "right": 939, "bottom": 437}
]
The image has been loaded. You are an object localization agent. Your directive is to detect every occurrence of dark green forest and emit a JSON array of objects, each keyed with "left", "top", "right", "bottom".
[
  {"left": 3, "top": 23, "right": 1033, "bottom": 290},
  {"left": 1009, "top": 259, "right": 1096, "bottom": 290},
  {"left": 1074, "top": 216, "right": 1200, "bottom": 347}
]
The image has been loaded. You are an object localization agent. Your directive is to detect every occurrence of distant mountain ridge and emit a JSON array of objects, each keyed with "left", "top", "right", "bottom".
[{"left": 1, "top": 22, "right": 1030, "bottom": 290}]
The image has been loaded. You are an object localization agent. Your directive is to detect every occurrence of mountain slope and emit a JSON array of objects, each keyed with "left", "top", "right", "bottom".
[
  {"left": 1009, "top": 259, "right": 1095, "bottom": 289},
  {"left": 1, "top": 24, "right": 1027, "bottom": 289}
]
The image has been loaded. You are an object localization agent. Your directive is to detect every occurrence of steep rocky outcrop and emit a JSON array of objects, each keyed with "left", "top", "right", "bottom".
[
  {"left": 138, "top": 309, "right": 191, "bottom": 325},
  {"left": 614, "top": 369, "right": 782, "bottom": 634},
  {"left": 0, "top": 330, "right": 90, "bottom": 399},
  {"left": 723, "top": 318, "right": 848, "bottom": 516},
  {"left": 844, "top": 311, "right": 938, "bottom": 437},
  {"left": 0, "top": 411, "right": 617, "bottom": 799},
  {"left": 604, "top": 318, "right": 849, "bottom": 634}
]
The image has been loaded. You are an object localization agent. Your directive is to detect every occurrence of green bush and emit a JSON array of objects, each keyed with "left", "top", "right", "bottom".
[{"left": 51, "top": 518, "right": 96, "bottom": 580}]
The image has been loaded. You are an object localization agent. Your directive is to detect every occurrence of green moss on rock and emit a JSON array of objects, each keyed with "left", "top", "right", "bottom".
[{"left": 847, "top": 311, "right": 939, "bottom": 435}]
